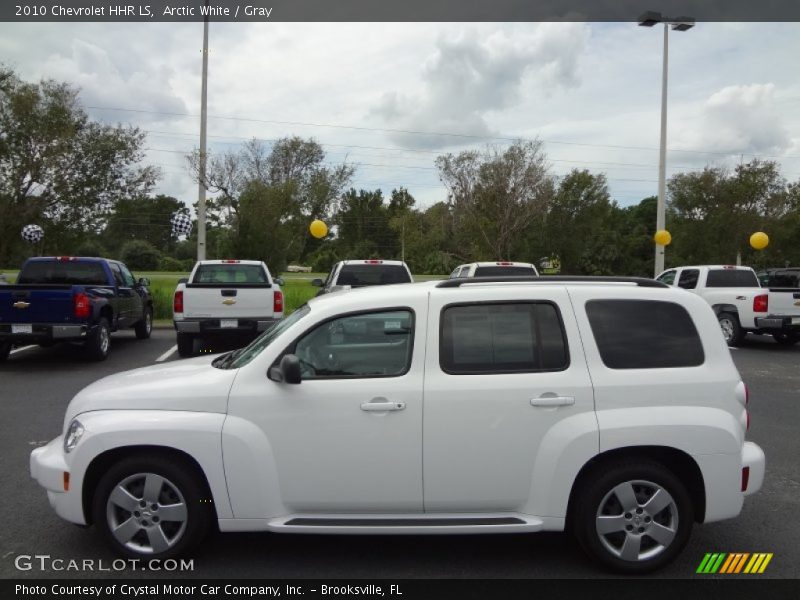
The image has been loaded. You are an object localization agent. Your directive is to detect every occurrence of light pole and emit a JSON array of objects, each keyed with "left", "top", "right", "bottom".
[
  {"left": 197, "top": 0, "right": 210, "bottom": 261},
  {"left": 638, "top": 11, "right": 694, "bottom": 277}
]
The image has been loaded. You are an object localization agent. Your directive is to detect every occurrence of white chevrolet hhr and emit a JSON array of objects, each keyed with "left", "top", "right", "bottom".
[{"left": 30, "top": 276, "right": 765, "bottom": 573}]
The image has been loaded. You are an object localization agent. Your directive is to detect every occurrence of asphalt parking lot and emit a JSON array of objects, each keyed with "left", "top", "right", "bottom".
[{"left": 0, "top": 329, "right": 797, "bottom": 579}]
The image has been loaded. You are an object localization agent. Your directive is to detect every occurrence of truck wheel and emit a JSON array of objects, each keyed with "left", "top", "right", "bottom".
[
  {"left": 134, "top": 307, "right": 153, "bottom": 340},
  {"left": 177, "top": 333, "right": 195, "bottom": 357},
  {"left": 773, "top": 332, "right": 800, "bottom": 346},
  {"left": 0, "top": 342, "right": 11, "bottom": 362},
  {"left": 572, "top": 460, "right": 693, "bottom": 574},
  {"left": 92, "top": 453, "right": 212, "bottom": 559},
  {"left": 85, "top": 318, "right": 111, "bottom": 361},
  {"left": 718, "top": 312, "right": 744, "bottom": 346}
]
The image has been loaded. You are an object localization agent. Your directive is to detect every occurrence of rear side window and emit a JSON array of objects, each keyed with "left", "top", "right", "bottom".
[
  {"left": 706, "top": 269, "right": 759, "bottom": 288},
  {"left": 17, "top": 261, "right": 108, "bottom": 285},
  {"left": 473, "top": 265, "right": 537, "bottom": 277},
  {"left": 193, "top": 264, "right": 268, "bottom": 285},
  {"left": 586, "top": 300, "right": 704, "bottom": 369},
  {"left": 337, "top": 264, "right": 411, "bottom": 286},
  {"left": 440, "top": 302, "right": 569, "bottom": 374},
  {"left": 677, "top": 269, "right": 699, "bottom": 289}
]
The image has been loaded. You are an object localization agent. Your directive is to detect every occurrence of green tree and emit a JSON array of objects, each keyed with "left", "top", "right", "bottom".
[
  {"left": 120, "top": 240, "right": 161, "bottom": 270},
  {"left": 103, "top": 195, "right": 185, "bottom": 255},
  {"left": 0, "top": 67, "right": 158, "bottom": 265}
]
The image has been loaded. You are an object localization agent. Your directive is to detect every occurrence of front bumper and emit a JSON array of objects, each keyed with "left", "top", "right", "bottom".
[
  {"left": 174, "top": 317, "right": 278, "bottom": 334},
  {"left": 30, "top": 436, "right": 86, "bottom": 525},
  {"left": 0, "top": 323, "right": 88, "bottom": 344},
  {"left": 754, "top": 315, "right": 800, "bottom": 332}
]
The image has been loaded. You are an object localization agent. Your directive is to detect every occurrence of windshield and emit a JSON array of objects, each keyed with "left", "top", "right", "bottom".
[
  {"left": 337, "top": 264, "right": 411, "bottom": 286},
  {"left": 216, "top": 305, "right": 310, "bottom": 369},
  {"left": 705, "top": 269, "right": 760, "bottom": 288},
  {"left": 17, "top": 261, "right": 108, "bottom": 285},
  {"left": 474, "top": 265, "right": 536, "bottom": 277}
]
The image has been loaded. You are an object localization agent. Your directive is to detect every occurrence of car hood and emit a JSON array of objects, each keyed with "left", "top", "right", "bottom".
[{"left": 63, "top": 354, "right": 237, "bottom": 430}]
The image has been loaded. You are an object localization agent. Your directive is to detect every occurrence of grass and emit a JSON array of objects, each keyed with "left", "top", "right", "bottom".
[{"left": 1, "top": 269, "right": 445, "bottom": 321}]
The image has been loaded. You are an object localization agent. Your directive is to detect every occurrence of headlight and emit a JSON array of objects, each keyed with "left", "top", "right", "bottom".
[{"left": 63, "top": 419, "right": 84, "bottom": 453}]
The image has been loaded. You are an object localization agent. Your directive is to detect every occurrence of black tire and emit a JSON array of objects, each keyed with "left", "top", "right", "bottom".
[
  {"left": 718, "top": 312, "right": 745, "bottom": 346},
  {"left": 572, "top": 460, "right": 693, "bottom": 574},
  {"left": 134, "top": 307, "right": 153, "bottom": 340},
  {"left": 92, "top": 453, "right": 212, "bottom": 559},
  {"left": 0, "top": 342, "right": 11, "bottom": 362},
  {"left": 176, "top": 333, "right": 195, "bottom": 357},
  {"left": 772, "top": 332, "right": 799, "bottom": 346},
  {"left": 85, "top": 318, "right": 111, "bottom": 361}
]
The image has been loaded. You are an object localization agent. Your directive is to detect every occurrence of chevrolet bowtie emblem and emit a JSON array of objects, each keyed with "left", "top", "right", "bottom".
[
  {"left": 13, "top": 301, "right": 30, "bottom": 309},
  {"left": 795, "top": 300, "right": 800, "bottom": 306},
  {"left": 222, "top": 298, "right": 236, "bottom": 305}
]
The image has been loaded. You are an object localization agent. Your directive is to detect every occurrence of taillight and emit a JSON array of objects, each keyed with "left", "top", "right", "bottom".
[
  {"left": 746, "top": 409, "right": 751, "bottom": 431},
  {"left": 174, "top": 290, "right": 184, "bottom": 314},
  {"left": 753, "top": 294, "right": 768, "bottom": 313},
  {"left": 741, "top": 467, "right": 750, "bottom": 492},
  {"left": 364, "top": 260, "right": 383, "bottom": 264},
  {"left": 497, "top": 261, "right": 513, "bottom": 265},
  {"left": 273, "top": 290, "right": 283, "bottom": 313},
  {"left": 73, "top": 292, "right": 90, "bottom": 319}
]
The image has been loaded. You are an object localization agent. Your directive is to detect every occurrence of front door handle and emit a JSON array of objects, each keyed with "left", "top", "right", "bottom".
[
  {"left": 530, "top": 396, "right": 575, "bottom": 407},
  {"left": 360, "top": 400, "right": 406, "bottom": 412}
]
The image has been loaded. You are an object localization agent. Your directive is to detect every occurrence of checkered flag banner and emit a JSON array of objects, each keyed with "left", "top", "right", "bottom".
[
  {"left": 171, "top": 212, "right": 193, "bottom": 237},
  {"left": 21, "top": 224, "right": 44, "bottom": 244}
]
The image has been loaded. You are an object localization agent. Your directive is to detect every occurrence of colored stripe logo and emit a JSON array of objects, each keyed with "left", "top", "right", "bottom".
[{"left": 697, "top": 553, "right": 773, "bottom": 574}]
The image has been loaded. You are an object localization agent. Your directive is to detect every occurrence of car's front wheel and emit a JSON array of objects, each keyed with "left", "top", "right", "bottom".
[
  {"left": 92, "top": 454, "right": 212, "bottom": 559},
  {"left": 135, "top": 308, "right": 153, "bottom": 340},
  {"left": 572, "top": 460, "right": 693, "bottom": 573}
]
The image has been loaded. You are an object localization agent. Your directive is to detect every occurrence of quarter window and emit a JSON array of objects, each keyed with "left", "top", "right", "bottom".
[
  {"left": 586, "top": 300, "right": 704, "bottom": 369},
  {"left": 440, "top": 302, "right": 569, "bottom": 374},
  {"left": 293, "top": 310, "right": 414, "bottom": 379}
]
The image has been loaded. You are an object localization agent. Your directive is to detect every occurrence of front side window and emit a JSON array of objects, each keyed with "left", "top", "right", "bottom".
[
  {"left": 586, "top": 299, "right": 704, "bottom": 369},
  {"left": 223, "top": 305, "right": 312, "bottom": 369},
  {"left": 677, "top": 269, "right": 699, "bottom": 289},
  {"left": 109, "top": 263, "right": 125, "bottom": 286},
  {"left": 656, "top": 270, "right": 676, "bottom": 285},
  {"left": 440, "top": 302, "right": 569, "bottom": 374},
  {"left": 292, "top": 310, "right": 414, "bottom": 379},
  {"left": 119, "top": 264, "right": 136, "bottom": 287}
]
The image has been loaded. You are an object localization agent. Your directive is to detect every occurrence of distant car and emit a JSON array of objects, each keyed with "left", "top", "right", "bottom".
[
  {"left": 312, "top": 260, "right": 413, "bottom": 295},
  {"left": 173, "top": 260, "right": 284, "bottom": 357},
  {"left": 449, "top": 261, "right": 540, "bottom": 278},
  {"left": 0, "top": 273, "right": 8, "bottom": 285},
  {"left": 286, "top": 265, "right": 313, "bottom": 273},
  {"left": 757, "top": 267, "right": 800, "bottom": 289},
  {"left": 0, "top": 256, "right": 153, "bottom": 361}
]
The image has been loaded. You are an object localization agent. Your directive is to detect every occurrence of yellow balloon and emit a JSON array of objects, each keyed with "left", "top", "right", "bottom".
[
  {"left": 309, "top": 219, "right": 328, "bottom": 239},
  {"left": 750, "top": 231, "right": 769, "bottom": 250},
  {"left": 653, "top": 229, "right": 672, "bottom": 246}
]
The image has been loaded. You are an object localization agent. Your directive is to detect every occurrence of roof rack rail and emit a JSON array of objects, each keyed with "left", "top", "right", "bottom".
[{"left": 436, "top": 276, "right": 668, "bottom": 288}]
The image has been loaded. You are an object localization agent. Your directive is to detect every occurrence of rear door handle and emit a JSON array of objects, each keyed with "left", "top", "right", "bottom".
[
  {"left": 530, "top": 396, "right": 575, "bottom": 407},
  {"left": 360, "top": 400, "right": 406, "bottom": 412}
]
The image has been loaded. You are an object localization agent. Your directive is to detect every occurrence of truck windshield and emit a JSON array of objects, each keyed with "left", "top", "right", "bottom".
[
  {"left": 337, "top": 264, "right": 411, "bottom": 286},
  {"left": 16, "top": 261, "right": 108, "bottom": 285},
  {"left": 193, "top": 264, "right": 268, "bottom": 285},
  {"left": 218, "top": 305, "right": 311, "bottom": 369},
  {"left": 706, "top": 270, "right": 760, "bottom": 288},
  {"left": 474, "top": 266, "right": 536, "bottom": 277}
]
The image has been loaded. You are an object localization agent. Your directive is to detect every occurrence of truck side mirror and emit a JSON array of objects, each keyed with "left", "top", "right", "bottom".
[
  {"left": 273, "top": 277, "right": 285, "bottom": 286},
  {"left": 311, "top": 278, "right": 324, "bottom": 287},
  {"left": 268, "top": 354, "right": 302, "bottom": 384},
  {"left": 138, "top": 277, "right": 151, "bottom": 287}
]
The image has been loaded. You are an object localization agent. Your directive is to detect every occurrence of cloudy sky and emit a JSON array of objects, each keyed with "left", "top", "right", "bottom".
[{"left": 2, "top": 21, "right": 799, "bottom": 210}]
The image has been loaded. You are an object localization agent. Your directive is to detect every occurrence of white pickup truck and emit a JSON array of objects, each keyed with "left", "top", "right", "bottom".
[
  {"left": 173, "top": 260, "right": 284, "bottom": 357},
  {"left": 656, "top": 265, "right": 800, "bottom": 346}
]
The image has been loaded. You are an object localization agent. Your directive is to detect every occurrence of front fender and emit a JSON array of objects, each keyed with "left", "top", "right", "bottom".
[{"left": 69, "top": 410, "right": 232, "bottom": 520}]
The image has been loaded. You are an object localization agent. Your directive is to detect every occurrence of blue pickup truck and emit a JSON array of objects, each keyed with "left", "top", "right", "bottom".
[{"left": 0, "top": 257, "right": 153, "bottom": 362}]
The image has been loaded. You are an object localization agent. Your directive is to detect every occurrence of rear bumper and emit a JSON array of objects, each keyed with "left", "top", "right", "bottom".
[
  {"left": 174, "top": 317, "right": 279, "bottom": 334},
  {"left": 0, "top": 323, "right": 88, "bottom": 344},
  {"left": 741, "top": 441, "right": 765, "bottom": 496},
  {"left": 753, "top": 315, "right": 800, "bottom": 332}
]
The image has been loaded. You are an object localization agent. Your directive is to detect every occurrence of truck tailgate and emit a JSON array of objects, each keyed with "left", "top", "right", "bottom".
[
  {"left": 183, "top": 286, "right": 275, "bottom": 318},
  {"left": 0, "top": 286, "right": 75, "bottom": 324},
  {"left": 767, "top": 289, "right": 800, "bottom": 318}
]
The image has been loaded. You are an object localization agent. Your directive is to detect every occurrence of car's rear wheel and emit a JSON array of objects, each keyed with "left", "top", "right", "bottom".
[
  {"left": 718, "top": 312, "right": 744, "bottom": 346},
  {"left": 772, "top": 332, "right": 799, "bottom": 346},
  {"left": 85, "top": 318, "right": 111, "bottom": 361},
  {"left": 176, "top": 333, "right": 195, "bottom": 357},
  {"left": 135, "top": 308, "right": 153, "bottom": 340},
  {"left": 92, "top": 454, "right": 211, "bottom": 559},
  {"left": 573, "top": 460, "right": 693, "bottom": 574}
]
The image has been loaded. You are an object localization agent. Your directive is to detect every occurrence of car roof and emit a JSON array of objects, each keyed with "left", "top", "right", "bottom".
[
  {"left": 196, "top": 260, "right": 263, "bottom": 265},
  {"left": 340, "top": 259, "right": 408, "bottom": 266},
  {"left": 458, "top": 261, "right": 537, "bottom": 268},
  {"left": 666, "top": 265, "right": 754, "bottom": 270}
]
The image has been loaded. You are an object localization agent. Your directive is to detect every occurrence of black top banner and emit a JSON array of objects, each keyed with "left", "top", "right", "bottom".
[{"left": 3, "top": 0, "right": 800, "bottom": 23}]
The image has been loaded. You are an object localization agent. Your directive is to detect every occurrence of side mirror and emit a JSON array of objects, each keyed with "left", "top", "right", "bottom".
[
  {"left": 268, "top": 354, "right": 302, "bottom": 384},
  {"left": 138, "top": 277, "right": 151, "bottom": 287},
  {"left": 311, "top": 278, "right": 324, "bottom": 287},
  {"left": 178, "top": 277, "right": 189, "bottom": 285},
  {"left": 273, "top": 277, "right": 285, "bottom": 286}
]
